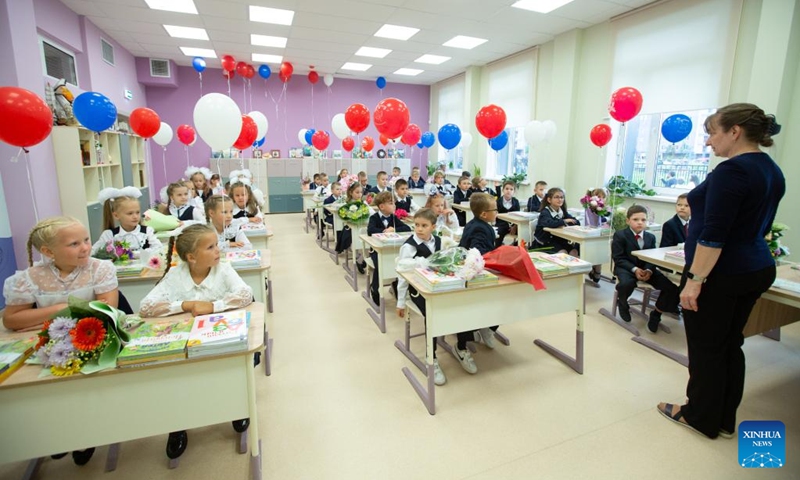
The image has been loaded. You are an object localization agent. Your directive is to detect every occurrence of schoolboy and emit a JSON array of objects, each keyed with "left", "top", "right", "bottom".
[
  {"left": 452, "top": 176, "right": 472, "bottom": 226},
  {"left": 367, "top": 192, "right": 411, "bottom": 304},
  {"left": 322, "top": 182, "right": 343, "bottom": 226},
  {"left": 612, "top": 205, "right": 680, "bottom": 332},
  {"left": 309, "top": 173, "right": 320, "bottom": 191},
  {"left": 393, "top": 179, "right": 419, "bottom": 214},
  {"left": 660, "top": 193, "right": 691, "bottom": 247},
  {"left": 495, "top": 180, "right": 520, "bottom": 246},
  {"left": 369, "top": 171, "right": 392, "bottom": 194},
  {"left": 527, "top": 180, "right": 547, "bottom": 212},
  {"left": 315, "top": 173, "right": 331, "bottom": 197},
  {"left": 358, "top": 171, "right": 372, "bottom": 193},
  {"left": 408, "top": 166, "right": 426, "bottom": 189}
]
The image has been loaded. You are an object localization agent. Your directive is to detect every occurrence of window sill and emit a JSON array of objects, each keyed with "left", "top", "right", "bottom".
[{"left": 633, "top": 194, "right": 679, "bottom": 204}]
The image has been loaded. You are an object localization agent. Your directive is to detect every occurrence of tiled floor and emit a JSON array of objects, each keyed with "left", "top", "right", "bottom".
[{"left": 3, "top": 213, "right": 799, "bottom": 480}]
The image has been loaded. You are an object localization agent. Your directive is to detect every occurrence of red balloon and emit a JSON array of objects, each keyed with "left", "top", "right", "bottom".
[
  {"left": 311, "top": 130, "right": 330, "bottom": 150},
  {"left": 401, "top": 123, "right": 421, "bottom": 146},
  {"left": 235, "top": 61, "right": 248, "bottom": 77},
  {"left": 361, "top": 136, "right": 375, "bottom": 152},
  {"left": 129, "top": 107, "right": 160, "bottom": 139},
  {"left": 223, "top": 69, "right": 235, "bottom": 79},
  {"left": 221, "top": 55, "right": 236, "bottom": 72},
  {"left": 342, "top": 137, "right": 355, "bottom": 152},
  {"left": 176, "top": 124, "right": 196, "bottom": 146},
  {"left": 379, "top": 134, "right": 389, "bottom": 146},
  {"left": 308, "top": 71, "right": 319, "bottom": 84},
  {"left": 233, "top": 115, "right": 258, "bottom": 150},
  {"left": 608, "top": 87, "right": 643, "bottom": 123},
  {"left": 279, "top": 62, "right": 293, "bottom": 82},
  {"left": 373, "top": 97, "right": 410, "bottom": 139},
  {"left": 0, "top": 87, "right": 53, "bottom": 148},
  {"left": 475, "top": 104, "right": 507, "bottom": 139},
  {"left": 344, "top": 103, "right": 370, "bottom": 134},
  {"left": 589, "top": 124, "right": 613, "bottom": 147},
  {"left": 244, "top": 64, "right": 256, "bottom": 79}
]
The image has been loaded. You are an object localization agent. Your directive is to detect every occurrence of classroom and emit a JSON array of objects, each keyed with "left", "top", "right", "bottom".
[{"left": 0, "top": 0, "right": 798, "bottom": 479}]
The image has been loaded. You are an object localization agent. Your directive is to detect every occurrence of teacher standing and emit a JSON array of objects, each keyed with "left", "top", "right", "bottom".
[{"left": 657, "top": 103, "right": 785, "bottom": 439}]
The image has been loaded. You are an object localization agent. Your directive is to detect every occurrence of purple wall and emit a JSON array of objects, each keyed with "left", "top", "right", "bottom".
[
  {"left": 136, "top": 57, "right": 180, "bottom": 88},
  {"left": 146, "top": 67, "right": 431, "bottom": 192}
]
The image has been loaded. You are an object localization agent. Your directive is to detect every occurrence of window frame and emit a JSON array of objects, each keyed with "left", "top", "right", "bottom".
[
  {"left": 39, "top": 36, "right": 80, "bottom": 88},
  {"left": 486, "top": 126, "right": 529, "bottom": 181}
]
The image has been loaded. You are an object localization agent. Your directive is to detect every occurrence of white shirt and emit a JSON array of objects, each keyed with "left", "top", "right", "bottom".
[
  {"left": 396, "top": 235, "right": 439, "bottom": 309},
  {"left": 91, "top": 225, "right": 162, "bottom": 256},
  {"left": 548, "top": 206, "right": 563, "bottom": 219},
  {"left": 502, "top": 198, "right": 514, "bottom": 210},
  {"left": 315, "top": 185, "right": 331, "bottom": 198},
  {"left": 424, "top": 182, "right": 447, "bottom": 196},
  {"left": 169, "top": 203, "right": 205, "bottom": 225},
  {"left": 139, "top": 262, "right": 253, "bottom": 317},
  {"left": 394, "top": 192, "right": 420, "bottom": 213},
  {"left": 3, "top": 258, "right": 117, "bottom": 308},
  {"left": 215, "top": 223, "right": 251, "bottom": 252},
  {"left": 231, "top": 204, "right": 264, "bottom": 227}
]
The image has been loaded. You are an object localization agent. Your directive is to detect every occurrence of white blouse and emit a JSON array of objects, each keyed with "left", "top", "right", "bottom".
[
  {"left": 3, "top": 258, "right": 118, "bottom": 308},
  {"left": 437, "top": 211, "right": 459, "bottom": 230},
  {"left": 90, "top": 225, "right": 162, "bottom": 256},
  {"left": 231, "top": 204, "right": 264, "bottom": 227},
  {"left": 215, "top": 223, "right": 251, "bottom": 252},
  {"left": 168, "top": 203, "right": 205, "bottom": 225},
  {"left": 139, "top": 262, "right": 253, "bottom": 317}
]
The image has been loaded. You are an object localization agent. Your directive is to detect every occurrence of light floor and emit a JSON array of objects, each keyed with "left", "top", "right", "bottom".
[{"left": 3, "top": 213, "right": 799, "bottom": 480}]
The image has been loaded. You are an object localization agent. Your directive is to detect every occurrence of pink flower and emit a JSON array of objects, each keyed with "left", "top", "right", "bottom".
[
  {"left": 395, "top": 208, "right": 409, "bottom": 220},
  {"left": 105, "top": 243, "right": 114, "bottom": 253},
  {"left": 147, "top": 256, "right": 163, "bottom": 269}
]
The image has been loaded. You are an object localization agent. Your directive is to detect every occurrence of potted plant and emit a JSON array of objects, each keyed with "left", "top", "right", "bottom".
[
  {"left": 501, "top": 172, "right": 527, "bottom": 188},
  {"left": 605, "top": 175, "right": 656, "bottom": 230}
]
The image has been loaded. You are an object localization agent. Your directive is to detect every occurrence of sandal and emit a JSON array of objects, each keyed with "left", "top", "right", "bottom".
[{"left": 656, "top": 403, "right": 708, "bottom": 438}]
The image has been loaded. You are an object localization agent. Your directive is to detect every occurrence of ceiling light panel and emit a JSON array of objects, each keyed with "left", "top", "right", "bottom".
[
  {"left": 443, "top": 35, "right": 487, "bottom": 49},
  {"left": 511, "top": 0, "right": 575, "bottom": 14},
  {"left": 164, "top": 25, "right": 208, "bottom": 40},
  {"left": 341, "top": 62, "right": 372, "bottom": 71},
  {"left": 355, "top": 47, "right": 392, "bottom": 58},
  {"left": 180, "top": 47, "right": 216, "bottom": 57},
  {"left": 394, "top": 68, "right": 423, "bottom": 76},
  {"left": 251, "top": 34, "right": 288, "bottom": 48},
  {"left": 145, "top": 0, "right": 197, "bottom": 14},
  {"left": 249, "top": 6, "right": 295, "bottom": 26},
  {"left": 374, "top": 24, "right": 420, "bottom": 41},
  {"left": 415, "top": 54, "right": 450, "bottom": 64},
  {"left": 251, "top": 53, "right": 283, "bottom": 64}
]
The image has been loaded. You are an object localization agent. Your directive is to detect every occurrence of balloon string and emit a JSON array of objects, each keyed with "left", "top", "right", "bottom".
[
  {"left": 227, "top": 76, "right": 231, "bottom": 97},
  {"left": 326, "top": 86, "right": 331, "bottom": 127},
  {"left": 311, "top": 83, "right": 315, "bottom": 128},
  {"left": 199, "top": 72, "right": 203, "bottom": 98},
  {"left": 162, "top": 147, "right": 167, "bottom": 189},
  {"left": 248, "top": 79, "right": 253, "bottom": 115},
  {"left": 283, "top": 83, "right": 288, "bottom": 143},
  {"left": 23, "top": 150, "right": 40, "bottom": 223},
  {"left": 243, "top": 78, "right": 247, "bottom": 113},
  {"left": 185, "top": 145, "right": 190, "bottom": 171}
]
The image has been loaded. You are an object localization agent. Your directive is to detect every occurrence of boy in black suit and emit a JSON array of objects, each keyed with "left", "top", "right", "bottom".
[
  {"left": 393, "top": 179, "right": 418, "bottom": 214},
  {"left": 527, "top": 180, "right": 547, "bottom": 212},
  {"left": 407, "top": 166, "right": 426, "bottom": 189},
  {"left": 452, "top": 176, "right": 472, "bottom": 226},
  {"left": 495, "top": 180, "right": 520, "bottom": 247},
  {"left": 309, "top": 173, "right": 320, "bottom": 191},
  {"left": 368, "top": 191, "right": 411, "bottom": 304},
  {"left": 612, "top": 205, "right": 680, "bottom": 332},
  {"left": 660, "top": 193, "right": 691, "bottom": 247},
  {"left": 368, "top": 171, "right": 391, "bottom": 194},
  {"left": 322, "top": 182, "right": 343, "bottom": 226},
  {"left": 357, "top": 171, "right": 372, "bottom": 194}
]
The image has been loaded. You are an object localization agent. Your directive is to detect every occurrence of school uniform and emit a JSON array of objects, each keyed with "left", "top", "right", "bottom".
[
  {"left": 91, "top": 225, "right": 162, "bottom": 256},
  {"left": 660, "top": 214, "right": 689, "bottom": 248},
  {"left": 215, "top": 223, "right": 251, "bottom": 252},
  {"left": 397, "top": 234, "right": 442, "bottom": 356},
  {"left": 322, "top": 194, "right": 341, "bottom": 225},
  {"left": 453, "top": 188, "right": 470, "bottom": 226},
  {"left": 394, "top": 194, "right": 419, "bottom": 214},
  {"left": 232, "top": 205, "right": 263, "bottom": 227},
  {"left": 527, "top": 195, "right": 543, "bottom": 213},
  {"left": 457, "top": 218, "right": 499, "bottom": 347},
  {"left": 315, "top": 184, "right": 331, "bottom": 198},
  {"left": 168, "top": 203, "right": 205, "bottom": 225},
  {"left": 424, "top": 182, "right": 448, "bottom": 196},
  {"left": 408, "top": 177, "right": 426, "bottom": 189},
  {"left": 534, "top": 207, "right": 580, "bottom": 253},
  {"left": 368, "top": 185, "right": 391, "bottom": 195},
  {"left": 611, "top": 228, "right": 679, "bottom": 314},
  {"left": 368, "top": 212, "right": 411, "bottom": 302},
  {"left": 495, "top": 196, "right": 520, "bottom": 246},
  {"left": 308, "top": 182, "right": 318, "bottom": 190},
  {"left": 465, "top": 187, "right": 495, "bottom": 199},
  {"left": 198, "top": 189, "right": 212, "bottom": 203},
  {"left": 359, "top": 182, "right": 372, "bottom": 193}
]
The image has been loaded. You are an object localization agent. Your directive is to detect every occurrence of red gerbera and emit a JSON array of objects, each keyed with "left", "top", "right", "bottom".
[
  {"left": 36, "top": 320, "right": 52, "bottom": 350},
  {"left": 70, "top": 317, "right": 107, "bottom": 352}
]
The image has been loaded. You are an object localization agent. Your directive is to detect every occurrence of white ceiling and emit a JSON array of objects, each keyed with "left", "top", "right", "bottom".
[{"left": 59, "top": 0, "right": 654, "bottom": 85}]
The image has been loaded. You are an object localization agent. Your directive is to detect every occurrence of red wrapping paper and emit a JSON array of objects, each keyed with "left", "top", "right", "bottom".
[{"left": 482, "top": 240, "right": 546, "bottom": 291}]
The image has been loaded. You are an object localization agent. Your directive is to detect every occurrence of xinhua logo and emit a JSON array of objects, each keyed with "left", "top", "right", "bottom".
[{"left": 739, "top": 420, "right": 785, "bottom": 468}]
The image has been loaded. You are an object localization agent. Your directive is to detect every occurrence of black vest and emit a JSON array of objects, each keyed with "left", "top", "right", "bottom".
[
  {"left": 233, "top": 209, "right": 256, "bottom": 219},
  {"left": 395, "top": 196, "right": 412, "bottom": 212},
  {"left": 176, "top": 205, "right": 195, "bottom": 221},
  {"left": 111, "top": 225, "right": 150, "bottom": 249},
  {"left": 404, "top": 235, "right": 441, "bottom": 259}
]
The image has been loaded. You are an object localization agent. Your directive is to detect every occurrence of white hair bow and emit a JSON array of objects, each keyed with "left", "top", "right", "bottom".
[
  {"left": 98, "top": 186, "right": 141, "bottom": 205},
  {"left": 184, "top": 166, "right": 213, "bottom": 180}
]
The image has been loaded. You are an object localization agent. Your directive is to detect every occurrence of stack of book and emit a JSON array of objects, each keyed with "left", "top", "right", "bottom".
[
  {"left": 414, "top": 267, "right": 466, "bottom": 292},
  {"left": 508, "top": 211, "right": 539, "bottom": 220},
  {"left": 466, "top": 270, "right": 499, "bottom": 287},
  {"left": 0, "top": 337, "right": 35, "bottom": 383},
  {"left": 117, "top": 319, "right": 193, "bottom": 367},
  {"left": 664, "top": 249, "right": 686, "bottom": 260},
  {"left": 542, "top": 253, "right": 593, "bottom": 274},
  {"left": 116, "top": 263, "right": 144, "bottom": 278},
  {"left": 224, "top": 249, "right": 261, "bottom": 268},
  {"left": 529, "top": 252, "right": 569, "bottom": 278},
  {"left": 240, "top": 223, "right": 267, "bottom": 235},
  {"left": 187, "top": 310, "right": 249, "bottom": 358},
  {"left": 564, "top": 225, "right": 606, "bottom": 237},
  {"left": 372, "top": 232, "right": 412, "bottom": 245}
]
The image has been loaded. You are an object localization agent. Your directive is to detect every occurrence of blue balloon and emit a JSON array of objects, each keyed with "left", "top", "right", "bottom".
[
  {"left": 417, "top": 141, "right": 424, "bottom": 148},
  {"left": 420, "top": 131, "right": 435, "bottom": 148},
  {"left": 488, "top": 130, "right": 509, "bottom": 151},
  {"left": 253, "top": 136, "right": 266, "bottom": 148},
  {"left": 437, "top": 124, "right": 461, "bottom": 150},
  {"left": 661, "top": 114, "right": 693, "bottom": 143},
  {"left": 73, "top": 92, "right": 117, "bottom": 133},
  {"left": 192, "top": 57, "right": 206, "bottom": 73},
  {"left": 258, "top": 64, "right": 271, "bottom": 80},
  {"left": 376, "top": 76, "right": 386, "bottom": 89},
  {"left": 304, "top": 128, "right": 315, "bottom": 145}
]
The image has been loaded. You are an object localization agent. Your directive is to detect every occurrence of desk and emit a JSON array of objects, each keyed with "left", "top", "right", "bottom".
[
  {"left": 322, "top": 205, "right": 346, "bottom": 263},
  {"left": 359, "top": 233, "right": 413, "bottom": 333},
  {"left": 243, "top": 229, "right": 272, "bottom": 252},
  {"left": 451, "top": 203, "right": 473, "bottom": 224},
  {"left": 0, "top": 303, "right": 265, "bottom": 479},
  {"left": 302, "top": 191, "right": 320, "bottom": 233},
  {"left": 496, "top": 212, "right": 538, "bottom": 245},
  {"left": 341, "top": 220, "right": 369, "bottom": 291},
  {"left": 630, "top": 247, "right": 800, "bottom": 365},
  {"left": 395, "top": 271, "right": 585, "bottom": 414}
]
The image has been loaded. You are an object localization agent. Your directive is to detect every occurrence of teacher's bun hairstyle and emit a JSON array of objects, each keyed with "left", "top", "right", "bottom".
[{"left": 705, "top": 103, "right": 781, "bottom": 148}]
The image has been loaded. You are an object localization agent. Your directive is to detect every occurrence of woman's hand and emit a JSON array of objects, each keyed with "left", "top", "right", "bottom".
[{"left": 680, "top": 280, "right": 702, "bottom": 311}]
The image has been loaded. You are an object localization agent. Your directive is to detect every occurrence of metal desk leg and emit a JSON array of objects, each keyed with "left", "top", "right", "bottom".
[
  {"left": 630, "top": 336, "right": 689, "bottom": 366},
  {"left": 246, "top": 354, "right": 263, "bottom": 480},
  {"left": 105, "top": 443, "right": 121, "bottom": 472}
]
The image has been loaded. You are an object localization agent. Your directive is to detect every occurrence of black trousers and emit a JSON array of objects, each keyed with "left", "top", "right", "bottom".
[
  {"left": 495, "top": 220, "right": 513, "bottom": 247},
  {"left": 614, "top": 268, "right": 679, "bottom": 313},
  {"left": 370, "top": 250, "right": 396, "bottom": 297},
  {"left": 680, "top": 264, "right": 776, "bottom": 437},
  {"left": 455, "top": 210, "right": 467, "bottom": 227},
  {"left": 410, "top": 286, "right": 437, "bottom": 358},
  {"left": 335, "top": 227, "right": 351, "bottom": 253}
]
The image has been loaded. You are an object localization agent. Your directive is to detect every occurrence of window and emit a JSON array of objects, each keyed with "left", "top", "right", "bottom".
[
  {"left": 41, "top": 38, "right": 78, "bottom": 86},
  {"left": 434, "top": 74, "right": 465, "bottom": 171},
  {"left": 439, "top": 146, "right": 463, "bottom": 172},
  {"left": 489, "top": 126, "right": 529, "bottom": 179}
]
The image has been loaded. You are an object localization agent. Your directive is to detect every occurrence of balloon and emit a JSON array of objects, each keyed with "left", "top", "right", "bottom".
[
  {"left": 304, "top": 128, "right": 315, "bottom": 145},
  {"left": 661, "top": 114, "right": 693, "bottom": 143},
  {"left": 223, "top": 69, "right": 235, "bottom": 79},
  {"left": 420, "top": 131, "right": 435, "bottom": 148},
  {"left": 308, "top": 71, "right": 319, "bottom": 84},
  {"left": 323, "top": 74, "right": 334, "bottom": 87},
  {"left": 401, "top": 123, "right": 421, "bottom": 146},
  {"left": 373, "top": 97, "right": 410, "bottom": 139},
  {"left": 253, "top": 136, "right": 265, "bottom": 148},
  {"left": 176, "top": 124, "right": 196, "bottom": 146},
  {"left": 475, "top": 104, "right": 506, "bottom": 139},
  {"left": 152, "top": 122, "right": 173, "bottom": 146},
  {"left": 247, "top": 111, "right": 268, "bottom": 141},
  {"left": 221, "top": 55, "right": 235, "bottom": 72},
  {"left": 298, "top": 128, "right": 308, "bottom": 145},
  {"left": 344, "top": 103, "right": 370, "bottom": 134},
  {"left": 609, "top": 87, "right": 643, "bottom": 123},
  {"left": 524, "top": 120, "right": 547, "bottom": 145},
  {"left": 543, "top": 120, "right": 557, "bottom": 140},
  {"left": 129, "top": 107, "right": 160, "bottom": 139},
  {"left": 279, "top": 62, "right": 293, "bottom": 83},
  {"left": 233, "top": 115, "right": 258, "bottom": 150},
  {"left": 376, "top": 76, "right": 386, "bottom": 89},
  {"left": 590, "top": 124, "right": 612, "bottom": 147},
  {"left": 311, "top": 130, "right": 330, "bottom": 150},
  {"left": 236, "top": 61, "right": 248, "bottom": 77},
  {"left": 192, "top": 57, "right": 206, "bottom": 73},
  {"left": 417, "top": 141, "right": 423, "bottom": 148},
  {"left": 361, "top": 136, "right": 375, "bottom": 152},
  {"left": 0, "top": 87, "right": 53, "bottom": 148},
  {"left": 437, "top": 124, "right": 461, "bottom": 150},
  {"left": 488, "top": 130, "right": 508, "bottom": 151},
  {"left": 342, "top": 137, "right": 355, "bottom": 152},
  {"left": 258, "top": 64, "right": 271, "bottom": 79},
  {"left": 244, "top": 64, "right": 255, "bottom": 79},
  {"left": 331, "top": 113, "right": 350, "bottom": 139},
  {"left": 73, "top": 91, "right": 117, "bottom": 132},
  {"left": 379, "top": 134, "right": 389, "bottom": 146},
  {"left": 193, "top": 92, "right": 242, "bottom": 150},
  {"left": 460, "top": 132, "right": 473, "bottom": 148}
]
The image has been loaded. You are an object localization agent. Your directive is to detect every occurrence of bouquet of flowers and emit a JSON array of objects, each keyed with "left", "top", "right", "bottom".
[
  {"left": 92, "top": 239, "right": 135, "bottom": 264},
  {"left": 365, "top": 193, "right": 374, "bottom": 205},
  {"left": 300, "top": 175, "right": 311, "bottom": 190},
  {"left": 766, "top": 222, "right": 790, "bottom": 260},
  {"left": 395, "top": 208, "right": 409, "bottom": 220},
  {"left": 424, "top": 247, "right": 485, "bottom": 280},
  {"left": 579, "top": 192, "right": 610, "bottom": 217},
  {"left": 338, "top": 200, "right": 371, "bottom": 222},
  {"left": 34, "top": 297, "right": 136, "bottom": 376},
  {"left": 339, "top": 174, "right": 359, "bottom": 192}
]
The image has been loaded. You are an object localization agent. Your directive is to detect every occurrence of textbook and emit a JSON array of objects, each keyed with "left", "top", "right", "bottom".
[
  {"left": 466, "top": 270, "right": 499, "bottom": 287},
  {"left": 529, "top": 252, "right": 569, "bottom": 278},
  {"left": 414, "top": 267, "right": 465, "bottom": 292},
  {"left": 115, "top": 263, "right": 145, "bottom": 278},
  {"left": 0, "top": 337, "right": 35, "bottom": 383},
  {"left": 240, "top": 223, "right": 267, "bottom": 235},
  {"left": 541, "top": 253, "right": 593, "bottom": 274},
  {"left": 372, "top": 232, "right": 412, "bottom": 246},
  {"left": 224, "top": 249, "right": 261, "bottom": 268},
  {"left": 664, "top": 249, "right": 686, "bottom": 260},
  {"left": 563, "top": 225, "right": 606, "bottom": 237},
  {"left": 117, "top": 318, "right": 193, "bottom": 367},
  {"left": 507, "top": 211, "right": 539, "bottom": 220},
  {"left": 187, "top": 310, "right": 249, "bottom": 358}
]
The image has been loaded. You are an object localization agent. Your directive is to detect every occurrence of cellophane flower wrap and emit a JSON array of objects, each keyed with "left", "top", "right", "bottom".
[
  {"left": 338, "top": 200, "right": 370, "bottom": 222},
  {"left": 34, "top": 296, "right": 136, "bottom": 376},
  {"left": 766, "top": 222, "right": 790, "bottom": 259},
  {"left": 92, "top": 239, "right": 134, "bottom": 264},
  {"left": 422, "top": 247, "right": 485, "bottom": 280},
  {"left": 339, "top": 174, "right": 359, "bottom": 192}
]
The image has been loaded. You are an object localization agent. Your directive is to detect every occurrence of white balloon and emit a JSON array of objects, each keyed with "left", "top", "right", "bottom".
[
  {"left": 193, "top": 93, "right": 242, "bottom": 150},
  {"left": 524, "top": 120, "right": 547, "bottom": 145},
  {"left": 460, "top": 132, "right": 473, "bottom": 148},
  {"left": 543, "top": 120, "right": 557, "bottom": 141},
  {"left": 298, "top": 128, "right": 308, "bottom": 145},
  {"left": 331, "top": 113, "right": 350, "bottom": 140},
  {"left": 152, "top": 122, "right": 173, "bottom": 146},
  {"left": 248, "top": 111, "right": 269, "bottom": 140},
  {"left": 323, "top": 74, "right": 334, "bottom": 87}
]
